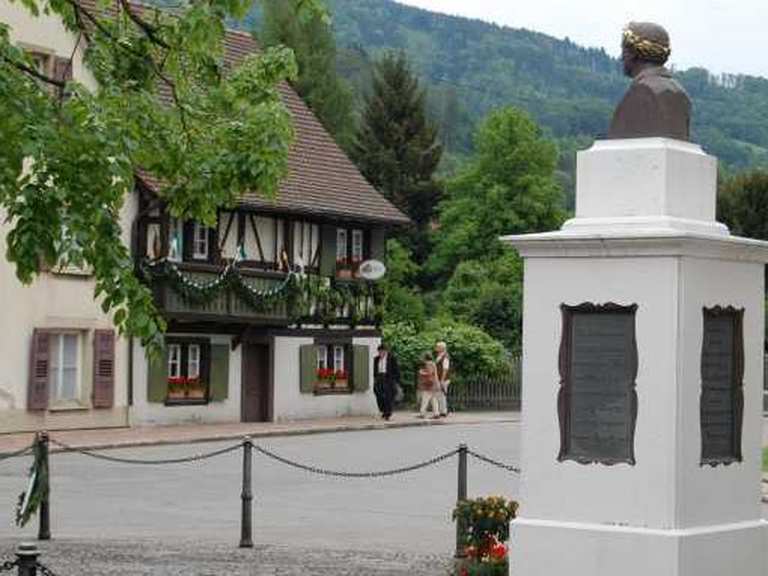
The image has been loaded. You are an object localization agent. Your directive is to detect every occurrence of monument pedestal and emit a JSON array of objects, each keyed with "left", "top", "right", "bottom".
[{"left": 504, "top": 139, "right": 768, "bottom": 576}]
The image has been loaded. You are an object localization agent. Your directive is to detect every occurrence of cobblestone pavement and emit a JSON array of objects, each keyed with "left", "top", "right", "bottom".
[{"left": 0, "top": 538, "right": 453, "bottom": 576}]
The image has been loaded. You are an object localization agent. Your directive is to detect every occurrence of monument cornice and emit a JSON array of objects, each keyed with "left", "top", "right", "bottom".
[{"left": 502, "top": 228, "right": 768, "bottom": 262}]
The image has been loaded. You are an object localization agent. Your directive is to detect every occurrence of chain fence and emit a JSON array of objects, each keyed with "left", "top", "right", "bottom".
[
  {"left": 254, "top": 444, "right": 461, "bottom": 478},
  {"left": 466, "top": 449, "right": 522, "bottom": 474},
  {"left": 1, "top": 431, "right": 522, "bottom": 563},
  {"left": 47, "top": 438, "right": 242, "bottom": 465},
  {"left": 0, "top": 444, "right": 34, "bottom": 463},
  {"left": 0, "top": 554, "right": 60, "bottom": 576}
]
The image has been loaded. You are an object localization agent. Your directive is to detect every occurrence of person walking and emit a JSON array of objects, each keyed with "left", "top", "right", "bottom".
[
  {"left": 417, "top": 352, "right": 440, "bottom": 419},
  {"left": 435, "top": 341, "right": 451, "bottom": 417},
  {"left": 374, "top": 343, "right": 400, "bottom": 421}
]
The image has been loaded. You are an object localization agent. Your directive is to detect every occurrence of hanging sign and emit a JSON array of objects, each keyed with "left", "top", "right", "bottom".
[{"left": 357, "top": 259, "right": 387, "bottom": 281}]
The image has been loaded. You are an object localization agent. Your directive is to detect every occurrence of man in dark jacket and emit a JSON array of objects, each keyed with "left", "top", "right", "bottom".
[{"left": 373, "top": 343, "right": 400, "bottom": 421}]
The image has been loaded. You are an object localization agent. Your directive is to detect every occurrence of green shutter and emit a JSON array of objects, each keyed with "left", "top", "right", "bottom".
[
  {"left": 300, "top": 344, "right": 317, "bottom": 394},
  {"left": 209, "top": 344, "right": 229, "bottom": 402},
  {"left": 370, "top": 228, "right": 386, "bottom": 261},
  {"left": 147, "top": 347, "right": 168, "bottom": 403},
  {"left": 319, "top": 225, "right": 337, "bottom": 276},
  {"left": 352, "top": 344, "right": 370, "bottom": 393}
]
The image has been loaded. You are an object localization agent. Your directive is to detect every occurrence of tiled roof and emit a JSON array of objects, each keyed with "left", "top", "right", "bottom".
[{"left": 137, "top": 26, "right": 409, "bottom": 225}]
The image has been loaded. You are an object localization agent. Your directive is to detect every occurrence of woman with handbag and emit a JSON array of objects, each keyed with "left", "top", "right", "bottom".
[{"left": 417, "top": 352, "right": 440, "bottom": 419}]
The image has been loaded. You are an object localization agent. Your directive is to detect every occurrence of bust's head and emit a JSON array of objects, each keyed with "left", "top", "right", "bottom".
[{"left": 621, "top": 22, "right": 671, "bottom": 77}]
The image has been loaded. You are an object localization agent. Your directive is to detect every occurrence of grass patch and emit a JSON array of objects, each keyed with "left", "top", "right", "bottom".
[{"left": 763, "top": 447, "right": 768, "bottom": 472}]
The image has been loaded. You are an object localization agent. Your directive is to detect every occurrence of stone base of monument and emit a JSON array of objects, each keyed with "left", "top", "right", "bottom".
[
  {"left": 504, "top": 138, "right": 768, "bottom": 576},
  {"left": 513, "top": 518, "right": 766, "bottom": 576}
]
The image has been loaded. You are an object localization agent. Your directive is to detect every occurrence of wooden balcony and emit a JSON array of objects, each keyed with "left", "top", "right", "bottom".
[{"left": 144, "top": 260, "right": 380, "bottom": 327}]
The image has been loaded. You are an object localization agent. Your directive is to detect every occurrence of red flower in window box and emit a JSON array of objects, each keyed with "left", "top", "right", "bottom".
[
  {"left": 316, "top": 368, "right": 335, "bottom": 381},
  {"left": 334, "top": 369, "right": 348, "bottom": 381}
]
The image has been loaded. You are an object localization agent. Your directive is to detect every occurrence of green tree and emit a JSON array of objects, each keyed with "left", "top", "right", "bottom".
[
  {"left": 718, "top": 170, "right": 768, "bottom": 240},
  {"left": 0, "top": 0, "right": 324, "bottom": 349},
  {"left": 260, "top": 0, "right": 355, "bottom": 149},
  {"left": 352, "top": 51, "right": 442, "bottom": 264},
  {"left": 441, "top": 253, "right": 523, "bottom": 350},
  {"left": 429, "top": 107, "right": 565, "bottom": 282},
  {"left": 380, "top": 239, "right": 426, "bottom": 327}
]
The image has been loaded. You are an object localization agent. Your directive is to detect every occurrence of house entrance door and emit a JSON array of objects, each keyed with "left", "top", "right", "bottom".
[{"left": 242, "top": 343, "right": 271, "bottom": 422}]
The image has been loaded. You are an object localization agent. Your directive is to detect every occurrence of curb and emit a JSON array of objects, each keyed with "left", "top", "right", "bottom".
[{"left": 2, "top": 414, "right": 521, "bottom": 456}]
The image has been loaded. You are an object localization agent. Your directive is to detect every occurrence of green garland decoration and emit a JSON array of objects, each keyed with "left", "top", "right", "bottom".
[
  {"left": 15, "top": 438, "right": 48, "bottom": 527},
  {"left": 141, "top": 259, "right": 380, "bottom": 326}
]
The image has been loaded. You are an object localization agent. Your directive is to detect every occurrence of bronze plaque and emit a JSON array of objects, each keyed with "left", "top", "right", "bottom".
[
  {"left": 700, "top": 306, "right": 744, "bottom": 466},
  {"left": 558, "top": 303, "right": 638, "bottom": 465}
]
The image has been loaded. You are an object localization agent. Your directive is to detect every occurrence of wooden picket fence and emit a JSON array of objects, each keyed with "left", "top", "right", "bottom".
[{"left": 448, "top": 354, "right": 522, "bottom": 412}]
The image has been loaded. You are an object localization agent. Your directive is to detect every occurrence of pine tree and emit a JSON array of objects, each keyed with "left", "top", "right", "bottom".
[
  {"left": 260, "top": 0, "right": 355, "bottom": 149},
  {"left": 352, "top": 51, "right": 443, "bottom": 264}
]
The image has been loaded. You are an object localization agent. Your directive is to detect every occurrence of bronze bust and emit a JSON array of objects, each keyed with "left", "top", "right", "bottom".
[{"left": 608, "top": 22, "right": 691, "bottom": 141}]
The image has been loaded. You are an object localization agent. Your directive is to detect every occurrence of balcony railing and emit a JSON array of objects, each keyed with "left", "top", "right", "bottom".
[{"left": 141, "top": 259, "right": 381, "bottom": 326}]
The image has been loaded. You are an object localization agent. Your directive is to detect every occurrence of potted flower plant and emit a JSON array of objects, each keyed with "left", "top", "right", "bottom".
[
  {"left": 186, "top": 377, "right": 205, "bottom": 399},
  {"left": 336, "top": 257, "right": 352, "bottom": 279},
  {"left": 453, "top": 496, "right": 518, "bottom": 576},
  {"left": 333, "top": 369, "right": 348, "bottom": 388},
  {"left": 316, "top": 367, "right": 335, "bottom": 389},
  {"left": 167, "top": 376, "right": 186, "bottom": 400}
]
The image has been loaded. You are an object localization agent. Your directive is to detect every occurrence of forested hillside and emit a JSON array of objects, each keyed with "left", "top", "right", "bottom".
[{"left": 242, "top": 0, "right": 768, "bottom": 185}]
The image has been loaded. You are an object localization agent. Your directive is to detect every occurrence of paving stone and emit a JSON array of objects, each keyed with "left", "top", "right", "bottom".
[{"left": 0, "top": 539, "right": 453, "bottom": 576}]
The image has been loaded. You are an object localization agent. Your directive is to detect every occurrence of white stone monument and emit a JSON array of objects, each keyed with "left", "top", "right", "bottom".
[{"left": 504, "top": 138, "right": 768, "bottom": 576}]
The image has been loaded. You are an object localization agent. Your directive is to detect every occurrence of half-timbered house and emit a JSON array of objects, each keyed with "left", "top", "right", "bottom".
[{"left": 131, "top": 31, "right": 408, "bottom": 425}]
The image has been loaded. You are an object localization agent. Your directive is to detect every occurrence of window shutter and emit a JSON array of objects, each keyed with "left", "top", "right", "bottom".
[
  {"left": 299, "top": 344, "right": 316, "bottom": 394},
  {"left": 52, "top": 56, "right": 72, "bottom": 99},
  {"left": 92, "top": 330, "right": 115, "bottom": 408},
  {"left": 182, "top": 221, "right": 194, "bottom": 261},
  {"left": 209, "top": 344, "right": 229, "bottom": 402},
  {"left": 208, "top": 225, "right": 219, "bottom": 263},
  {"left": 28, "top": 329, "right": 51, "bottom": 411},
  {"left": 370, "top": 228, "right": 386, "bottom": 261},
  {"left": 352, "top": 345, "right": 370, "bottom": 393},
  {"left": 319, "top": 225, "right": 337, "bottom": 276},
  {"left": 147, "top": 347, "right": 169, "bottom": 403},
  {"left": 52, "top": 56, "right": 72, "bottom": 82}
]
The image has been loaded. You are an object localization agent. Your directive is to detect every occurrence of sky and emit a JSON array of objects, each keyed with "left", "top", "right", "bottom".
[{"left": 395, "top": 0, "right": 768, "bottom": 79}]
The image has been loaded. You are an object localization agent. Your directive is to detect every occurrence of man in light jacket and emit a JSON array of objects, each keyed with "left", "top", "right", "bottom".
[{"left": 435, "top": 341, "right": 451, "bottom": 417}]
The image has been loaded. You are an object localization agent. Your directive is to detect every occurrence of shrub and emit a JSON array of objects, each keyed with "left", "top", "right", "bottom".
[{"left": 381, "top": 319, "right": 508, "bottom": 401}]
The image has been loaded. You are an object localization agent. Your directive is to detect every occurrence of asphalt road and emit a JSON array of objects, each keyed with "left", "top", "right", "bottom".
[{"left": 0, "top": 422, "right": 521, "bottom": 554}]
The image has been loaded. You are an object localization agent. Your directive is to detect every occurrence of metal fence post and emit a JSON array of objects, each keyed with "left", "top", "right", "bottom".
[
  {"left": 455, "top": 443, "right": 468, "bottom": 558},
  {"left": 239, "top": 437, "right": 253, "bottom": 548},
  {"left": 15, "top": 543, "right": 39, "bottom": 576},
  {"left": 37, "top": 433, "right": 50, "bottom": 541}
]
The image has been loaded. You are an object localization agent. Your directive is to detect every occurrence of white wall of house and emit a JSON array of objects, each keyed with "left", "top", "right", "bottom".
[
  {"left": 0, "top": 0, "right": 133, "bottom": 434},
  {"left": 0, "top": 199, "right": 135, "bottom": 434},
  {"left": 130, "top": 335, "right": 242, "bottom": 426},
  {"left": 271, "top": 335, "right": 380, "bottom": 421}
]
